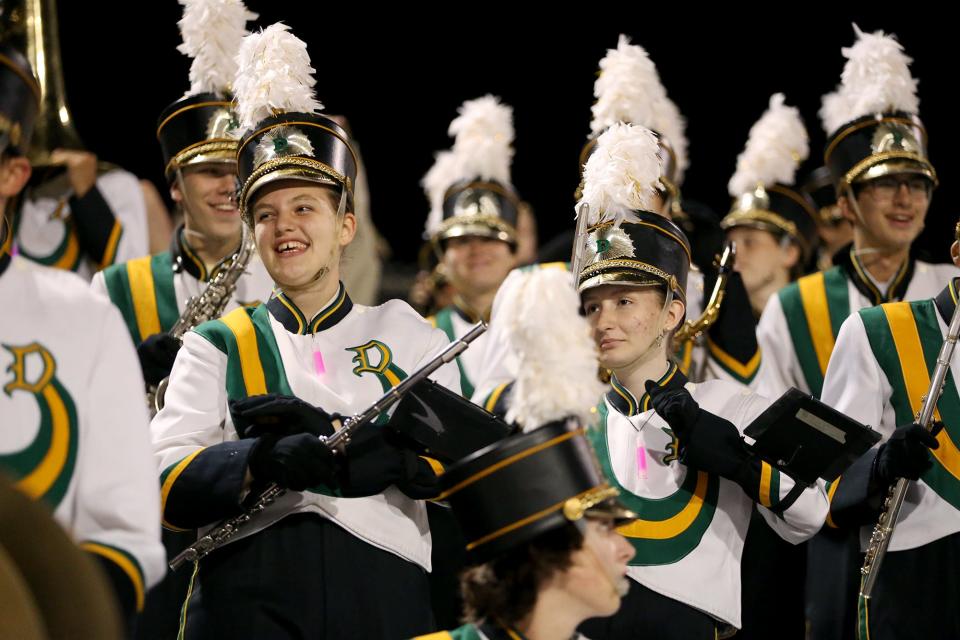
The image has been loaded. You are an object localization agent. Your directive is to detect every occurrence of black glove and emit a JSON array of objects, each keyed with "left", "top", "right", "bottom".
[
  {"left": 337, "top": 426, "right": 420, "bottom": 498},
  {"left": 247, "top": 433, "right": 338, "bottom": 491},
  {"left": 645, "top": 380, "right": 751, "bottom": 480},
  {"left": 396, "top": 457, "right": 442, "bottom": 499},
  {"left": 873, "top": 422, "right": 941, "bottom": 484},
  {"left": 137, "top": 333, "right": 180, "bottom": 387},
  {"left": 229, "top": 394, "right": 338, "bottom": 439}
]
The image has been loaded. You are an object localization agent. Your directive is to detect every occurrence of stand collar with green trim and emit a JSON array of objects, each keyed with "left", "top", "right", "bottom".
[
  {"left": 169, "top": 224, "right": 243, "bottom": 282},
  {"left": 266, "top": 282, "right": 353, "bottom": 335},
  {"left": 606, "top": 362, "right": 688, "bottom": 417},
  {"left": 834, "top": 243, "right": 915, "bottom": 305}
]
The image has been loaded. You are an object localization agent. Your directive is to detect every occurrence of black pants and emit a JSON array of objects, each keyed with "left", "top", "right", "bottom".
[
  {"left": 857, "top": 531, "right": 960, "bottom": 640},
  {"left": 183, "top": 514, "right": 435, "bottom": 639},
  {"left": 806, "top": 527, "right": 860, "bottom": 640},
  {"left": 738, "top": 507, "right": 806, "bottom": 640},
  {"left": 578, "top": 579, "right": 718, "bottom": 640},
  {"left": 426, "top": 502, "right": 467, "bottom": 629}
]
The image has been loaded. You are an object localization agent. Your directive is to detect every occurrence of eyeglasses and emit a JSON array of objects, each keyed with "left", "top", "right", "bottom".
[{"left": 864, "top": 175, "right": 932, "bottom": 199}]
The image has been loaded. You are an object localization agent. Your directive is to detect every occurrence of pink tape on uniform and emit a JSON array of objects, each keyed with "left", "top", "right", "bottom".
[
  {"left": 637, "top": 444, "right": 648, "bottom": 479},
  {"left": 313, "top": 350, "right": 325, "bottom": 375}
]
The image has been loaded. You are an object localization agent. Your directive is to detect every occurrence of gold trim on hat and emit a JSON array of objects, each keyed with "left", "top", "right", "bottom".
[
  {"left": 824, "top": 115, "right": 927, "bottom": 164},
  {"left": 156, "top": 100, "right": 233, "bottom": 138},
  {"left": 166, "top": 139, "right": 238, "bottom": 175},
  {"left": 438, "top": 428, "right": 586, "bottom": 502},
  {"left": 819, "top": 204, "right": 844, "bottom": 224},
  {"left": 239, "top": 156, "right": 348, "bottom": 215},
  {"left": 721, "top": 208, "right": 798, "bottom": 237},
  {"left": 434, "top": 214, "right": 517, "bottom": 245},
  {"left": 563, "top": 484, "right": 625, "bottom": 520},
  {"left": 465, "top": 485, "right": 605, "bottom": 551},
  {"left": 844, "top": 152, "right": 938, "bottom": 189},
  {"left": 578, "top": 258, "right": 677, "bottom": 289}
]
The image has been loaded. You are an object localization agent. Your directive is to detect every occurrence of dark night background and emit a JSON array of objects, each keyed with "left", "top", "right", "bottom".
[{"left": 53, "top": 4, "right": 957, "bottom": 266}]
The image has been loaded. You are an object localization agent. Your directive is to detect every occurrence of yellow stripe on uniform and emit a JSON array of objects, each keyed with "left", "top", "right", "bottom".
[
  {"left": 616, "top": 471, "right": 709, "bottom": 539},
  {"left": 412, "top": 633, "right": 454, "bottom": 640},
  {"left": 127, "top": 256, "right": 162, "bottom": 339},
  {"left": 383, "top": 368, "right": 402, "bottom": 388},
  {"left": 759, "top": 461, "right": 774, "bottom": 508},
  {"left": 484, "top": 382, "right": 509, "bottom": 413},
  {"left": 221, "top": 308, "right": 268, "bottom": 396},
  {"left": 883, "top": 304, "right": 960, "bottom": 482},
  {"left": 17, "top": 382, "right": 71, "bottom": 500},
  {"left": 81, "top": 542, "right": 145, "bottom": 611},
  {"left": 798, "top": 272, "right": 835, "bottom": 377},
  {"left": 706, "top": 337, "right": 762, "bottom": 381},
  {"left": 825, "top": 477, "right": 841, "bottom": 528},
  {"left": 160, "top": 449, "right": 205, "bottom": 531},
  {"left": 51, "top": 226, "right": 80, "bottom": 270},
  {"left": 99, "top": 220, "right": 123, "bottom": 270}
]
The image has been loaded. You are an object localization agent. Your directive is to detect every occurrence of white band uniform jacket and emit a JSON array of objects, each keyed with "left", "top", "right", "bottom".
[
  {"left": 756, "top": 249, "right": 959, "bottom": 400},
  {"left": 592, "top": 368, "right": 828, "bottom": 628},
  {"left": 90, "top": 226, "right": 276, "bottom": 348},
  {"left": 0, "top": 253, "right": 165, "bottom": 610},
  {"left": 821, "top": 279, "right": 960, "bottom": 552},
  {"left": 151, "top": 283, "right": 461, "bottom": 570},
  {"left": 17, "top": 169, "right": 150, "bottom": 279}
]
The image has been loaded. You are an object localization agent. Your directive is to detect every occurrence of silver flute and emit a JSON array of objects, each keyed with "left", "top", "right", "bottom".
[
  {"left": 169, "top": 321, "right": 487, "bottom": 570},
  {"left": 860, "top": 297, "right": 960, "bottom": 598}
]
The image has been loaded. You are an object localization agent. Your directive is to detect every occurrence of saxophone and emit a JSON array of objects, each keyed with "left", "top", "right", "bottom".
[
  {"left": 147, "top": 226, "right": 256, "bottom": 411},
  {"left": 860, "top": 291, "right": 960, "bottom": 598},
  {"left": 673, "top": 240, "right": 737, "bottom": 345}
]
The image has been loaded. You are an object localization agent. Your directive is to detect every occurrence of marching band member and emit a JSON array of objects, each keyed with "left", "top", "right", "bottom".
[
  {"left": 151, "top": 24, "right": 460, "bottom": 638},
  {"left": 0, "top": 43, "right": 164, "bottom": 627}
]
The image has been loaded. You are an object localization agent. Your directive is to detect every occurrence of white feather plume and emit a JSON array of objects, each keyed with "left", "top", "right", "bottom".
[
  {"left": 819, "top": 24, "right": 920, "bottom": 135},
  {"left": 233, "top": 23, "right": 324, "bottom": 132},
  {"left": 448, "top": 95, "right": 514, "bottom": 185},
  {"left": 590, "top": 35, "right": 665, "bottom": 137},
  {"left": 501, "top": 268, "right": 606, "bottom": 431},
  {"left": 579, "top": 123, "right": 662, "bottom": 226},
  {"left": 421, "top": 150, "right": 460, "bottom": 237},
  {"left": 652, "top": 96, "right": 689, "bottom": 184},
  {"left": 728, "top": 93, "right": 809, "bottom": 196},
  {"left": 178, "top": 0, "right": 257, "bottom": 97}
]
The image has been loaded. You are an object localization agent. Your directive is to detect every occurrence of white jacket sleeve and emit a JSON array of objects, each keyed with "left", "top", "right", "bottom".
[
  {"left": 75, "top": 303, "right": 165, "bottom": 610},
  {"left": 756, "top": 293, "right": 806, "bottom": 398},
  {"left": 151, "top": 331, "right": 253, "bottom": 531}
]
